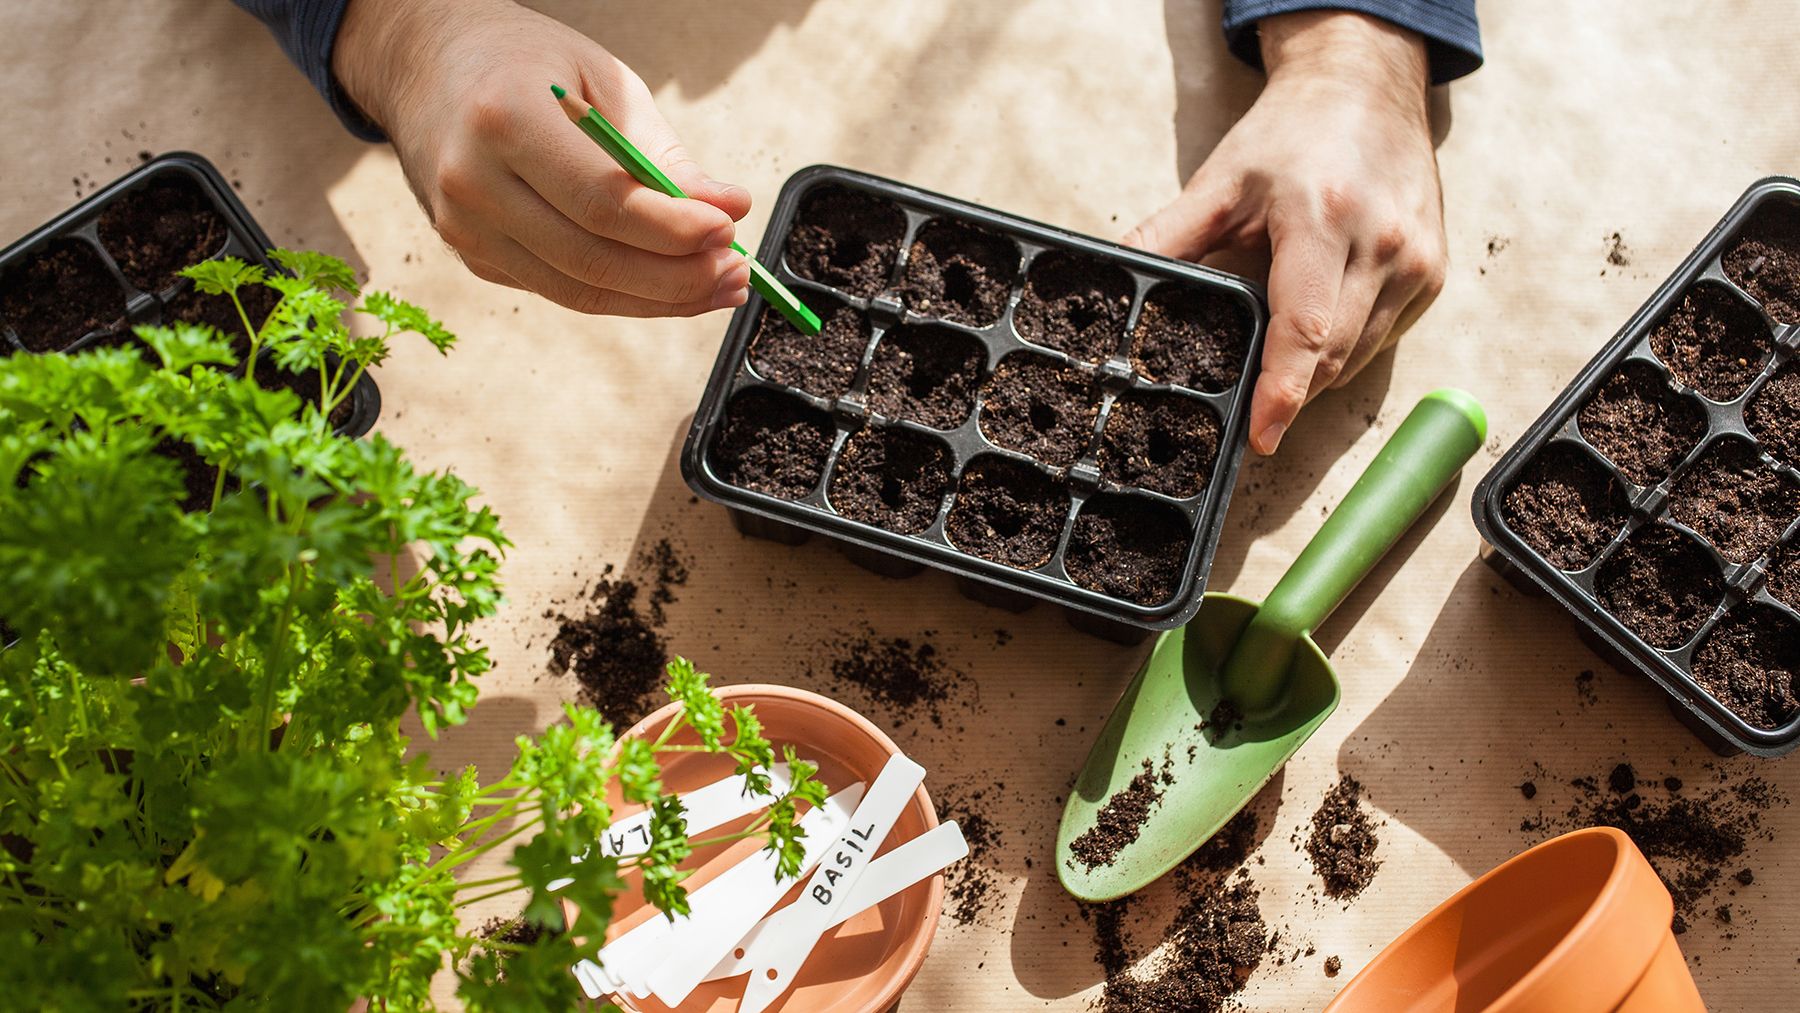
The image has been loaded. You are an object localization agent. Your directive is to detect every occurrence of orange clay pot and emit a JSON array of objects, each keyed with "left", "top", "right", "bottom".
[
  {"left": 561, "top": 684, "right": 943, "bottom": 1013},
  {"left": 1325, "top": 826, "right": 1704, "bottom": 1013}
]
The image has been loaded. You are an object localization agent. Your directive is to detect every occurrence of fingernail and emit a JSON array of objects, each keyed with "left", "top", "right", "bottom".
[
  {"left": 711, "top": 282, "right": 750, "bottom": 310},
  {"left": 710, "top": 180, "right": 751, "bottom": 201},
  {"left": 704, "top": 221, "right": 736, "bottom": 249},
  {"left": 1256, "top": 422, "right": 1287, "bottom": 455},
  {"left": 711, "top": 261, "right": 750, "bottom": 306}
]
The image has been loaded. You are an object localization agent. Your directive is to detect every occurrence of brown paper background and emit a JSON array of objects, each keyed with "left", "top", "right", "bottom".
[{"left": 5, "top": 1, "right": 1799, "bottom": 1009}]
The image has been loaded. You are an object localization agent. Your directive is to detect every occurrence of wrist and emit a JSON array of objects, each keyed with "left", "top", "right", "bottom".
[
  {"left": 333, "top": 0, "right": 494, "bottom": 132},
  {"left": 1258, "top": 11, "right": 1429, "bottom": 108}
]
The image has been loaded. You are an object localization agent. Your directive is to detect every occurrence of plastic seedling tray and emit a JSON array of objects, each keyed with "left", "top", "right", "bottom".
[
  {"left": 1473, "top": 177, "right": 1800, "bottom": 756},
  {"left": 682, "top": 166, "right": 1267, "bottom": 643}
]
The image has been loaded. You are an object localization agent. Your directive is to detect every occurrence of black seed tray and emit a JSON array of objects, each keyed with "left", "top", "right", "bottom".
[
  {"left": 1473, "top": 177, "right": 1800, "bottom": 756},
  {"left": 682, "top": 166, "right": 1267, "bottom": 643}
]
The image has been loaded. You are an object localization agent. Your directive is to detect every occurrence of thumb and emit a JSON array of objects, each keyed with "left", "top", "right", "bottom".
[
  {"left": 1123, "top": 172, "right": 1238, "bottom": 262},
  {"left": 592, "top": 65, "right": 752, "bottom": 222}
]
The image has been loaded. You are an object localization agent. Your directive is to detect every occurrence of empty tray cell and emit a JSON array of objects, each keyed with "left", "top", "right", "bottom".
[
  {"left": 782, "top": 185, "right": 906, "bottom": 299},
  {"left": 1129, "top": 282, "right": 1251, "bottom": 393},
  {"left": 1597, "top": 524, "right": 1722, "bottom": 649},
  {"left": 1098, "top": 390, "right": 1221, "bottom": 499},
  {"left": 708, "top": 388, "right": 835, "bottom": 501},
  {"left": 0, "top": 239, "right": 126, "bottom": 352},
  {"left": 1668, "top": 439, "right": 1800, "bottom": 564},
  {"left": 827, "top": 425, "right": 952, "bottom": 534},
  {"left": 977, "top": 354, "right": 1101, "bottom": 469},
  {"left": 1746, "top": 361, "right": 1800, "bottom": 469},
  {"left": 1501, "top": 443, "right": 1628, "bottom": 571},
  {"left": 898, "top": 219, "right": 1017, "bottom": 326},
  {"left": 1013, "top": 251, "right": 1133, "bottom": 363},
  {"left": 1646, "top": 283, "right": 1770, "bottom": 402},
  {"left": 1691, "top": 603, "right": 1800, "bottom": 730},
  {"left": 1722, "top": 197, "right": 1800, "bottom": 323},
  {"left": 1065, "top": 494, "right": 1192, "bottom": 606},
  {"left": 153, "top": 437, "right": 229, "bottom": 514},
  {"left": 747, "top": 301, "right": 870, "bottom": 401},
  {"left": 166, "top": 282, "right": 280, "bottom": 360},
  {"left": 946, "top": 455, "right": 1068, "bottom": 569},
  {"left": 97, "top": 174, "right": 228, "bottom": 293},
  {"left": 1576, "top": 361, "right": 1706, "bottom": 485},
  {"left": 865, "top": 324, "right": 984, "bottom": 430},
  {"left": 1766, "top": 540, "right": 1800, "bottom": 613}
]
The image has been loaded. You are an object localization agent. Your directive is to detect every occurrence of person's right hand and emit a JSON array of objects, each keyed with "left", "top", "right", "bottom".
[{"left": 332, "top": 0, "right": 751, "bottom": 317}]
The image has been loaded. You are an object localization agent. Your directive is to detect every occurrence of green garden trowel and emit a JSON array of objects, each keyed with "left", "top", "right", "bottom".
[{"left": 1056, "top": 389, "right": 1486, "bottom": 902}]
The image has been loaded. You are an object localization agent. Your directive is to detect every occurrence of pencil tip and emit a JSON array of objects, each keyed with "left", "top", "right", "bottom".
[{"left": 550, "top": 83, "right": 567, "bottom": 99}]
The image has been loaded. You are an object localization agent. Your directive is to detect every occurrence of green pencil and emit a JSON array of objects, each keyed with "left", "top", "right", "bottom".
[{"left": 551, "top": 83, "right": 821, "bottom": 335}]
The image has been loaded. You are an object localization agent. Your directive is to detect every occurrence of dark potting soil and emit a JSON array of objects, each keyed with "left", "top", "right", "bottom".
[
  {"left": 1668, "top": 439, "right": 1800, "bottom": 565},
  {"left": 1763, "top": 541, "right": 1800, "bottom": 614},
  {"left": 976, "top": 354, "right": 1101, "bottom": 468},
  {"left": 945, "top": 456, "right": 1068, "bottom": 569},
  {"left": 936, "top": 783, "right": 1002, "bottom": 926},
  {"left": 709, "top": 389, "right": 834, "bottom": 500},
  {"left": 1597, "top": 525, "right": 1722, "bottom": 649},
  {"left": 153, "top": 438, "right": 223, "bottom": 514},
  {"left": 253, "top": 357, "right": 356, "bottom": 433},
  {"left": 1577, "top": 362, "right": 1706, "bottom": 486},
  {"left": 1098, "top": 391, "right": 1221, "bottom": 498},
  {"left": 1723, "top": 197, "right": 1800, "bottom": 323},
  {"left": 1691, "top": 604, "right": 1800, "bottom": 729},
  {"left": 1129, "top": 284, "right": 1251, "bottom": 394},
  {"left": 783, "top": 186, "right": 906, "bottom": 299},
  {"left": 864, "top": 324, "right": 984, "bottom": 430},
  {"left": 473, "top": 913, "right": 555, "bottom": 979},
  {"left": 827, "top": 425, "right": 952, "bottom": 534},
  {"left": 547, "top": 542, "right": 690, "bottom": 728},
  {"left": 821, "top": 629, "right": 957, "bottom": 728},
  {"left": 1746, "top": 362, "right": 1800, "bottom": 468},
  {"left": 166, "top": 282, "right": 280, "bottom": 358},
  {"left": 1323, "top": 955, "right": 1342, "bottom": 977},
  {"left": 898, "top": 220, "right": 1016, "bottom": 327},
  {"left": 1012, "top": 251, "right": 1132, "bottom": 364},
  {"left": 747, "top": 302, "right": 870, "bottom": 401},
  {"left": 1502, "top": 443, "right": 1628, "bottom": 571},
  {"left": 1068, "top": 751, "right": 1173, "bottom": 872},
  {"left": 1065, "top": 495, "right": 1191, "bottom": 606},
  {"left": 1647, "top": 284, "right": 1769, "bottom": 402},
  {"left": 1305, "top": 775, "right": 1382, "bottom": 900},
  {"left": 97, "top": 176, "right": 227, "bottom": 293},
  {"left": 0, "top": 239, "right": 126, "bottom": 352}
]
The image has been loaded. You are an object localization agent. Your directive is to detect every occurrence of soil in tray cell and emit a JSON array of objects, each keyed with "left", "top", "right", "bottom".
[
  {"left": 1647, "top": 284, "right": 1770, "bottom": 402},
  {"left": 783, "top": 186, "right": 906, "bottom": 299},
  {"left": 864, "top": 324, "right": 984, "bottom": 430},
  {"left": 153, "top": 438, "right": 227, "bottom": 514},
  {"left": 977, "top": 354, "right": 1101, "bottom": 469},
  {"left": 1501, "top": 443, "right": 1630, "bottom": 571},
  {"left": 1098, "top": 391, "right": 1221, "bottom": 499},
  {"left": 827, "top": 425, "right": 952, "bottom": 534},
  {"left": 1691, "top": 603, "right": 1800, "bottom": 730},
  {"left": 253, "top": 357, "right": 356, "bottom": 433},
  {"left": 167, "top": 282, "right": 280, "bottom": 359},
  {"left": 747, "top": 301, "right": 869, "bottom": 401},
  {"left": 1723, "top": 197, "right": 1800, "bottom": 323},
  {"left": 1764, "top": 540, "right": 1800, "bottom": 614},
  {"left": 1012, "top": 251, "right": 1133, "bottom": 364},
  {"left": 1577, "top": 361, "right": 1706, "bottom": 486},
  {"left": 1668, "top": 439, "right": 1800, "bottom": 565},
  {"left": 1064, "top": 495, "right": 1191, "bottom": 606},
  {"left": 1598, "top": 525, "right": 1723, "bottom": 649},
  {"left": 1129, "top": 283, "right": 1251, "bottom": 393},
  {"left": 97, "top": 175, "right": 228, "bottom": 293},
  {"left": 1746, "top": 362, "right": 1800, "bottom": 469},
  {"left": 898, "top": 220, "right": 1017, "bottom": 327},
  {"left": 945, "top": 455, "right": 1069, "bottom": 569},
  {"left": 0, "top": 239, "right": 126, "bottom": 352},
  {"left": 709, "top": 388, "right": 835, "bottom": 501}
]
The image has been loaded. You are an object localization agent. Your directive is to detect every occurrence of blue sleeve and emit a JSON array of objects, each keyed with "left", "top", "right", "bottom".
[
  {"left": 1221, "top": 1, "right": 1482, "bottom": 85},
  {"left": 233, "top": 0, "right": 385, "bottom": 141}
]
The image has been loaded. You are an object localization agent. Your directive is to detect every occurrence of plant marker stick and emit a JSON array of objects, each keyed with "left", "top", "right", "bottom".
[{"left": 550, "top": 84, "right": 821, "bottom": 335}]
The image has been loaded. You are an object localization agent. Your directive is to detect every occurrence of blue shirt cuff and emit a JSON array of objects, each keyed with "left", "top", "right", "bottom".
[
  {"left": 234, "top": 0, "right": 385, "bottom": 142},
  {"left": 1222, "top": 0, "right": 1483, "bottom": 85}
]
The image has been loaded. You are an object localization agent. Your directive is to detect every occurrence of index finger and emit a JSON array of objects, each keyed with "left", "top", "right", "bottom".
[{"left": 1249, "top": 218, "right": 1351, "bottom": 454}]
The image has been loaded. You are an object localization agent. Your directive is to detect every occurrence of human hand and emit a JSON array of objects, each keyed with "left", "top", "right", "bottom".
[
  {"left": 1126, "top": 11, "right": 1446, "bottom": 454},
  {"left": 333, "top": 0, "right": 751, "bottom": 316}
]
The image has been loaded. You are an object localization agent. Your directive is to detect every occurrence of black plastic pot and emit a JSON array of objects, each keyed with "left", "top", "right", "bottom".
[
  {"left": 682, "top": 166, "right": 1267, "bottom": 643},
  {"left": 1472, "top": 177, "right": 1800, "bottom": 757}
]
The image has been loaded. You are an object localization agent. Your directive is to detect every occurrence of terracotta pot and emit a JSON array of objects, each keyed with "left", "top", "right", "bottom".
[
  {"left": 1325, "top": 826, "right": 1704, "bottom": 1013},
  {"left": 562, "top": 684, "right": 943, "bottom": 1013}
]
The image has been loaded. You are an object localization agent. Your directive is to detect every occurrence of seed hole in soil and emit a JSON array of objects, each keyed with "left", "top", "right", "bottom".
[
  {"left": 709, "top": 388, "right": 835, "bottom": 500},
  {"left": 898, "top": 219, "right": 1017, "bottom": 327},
  {"left": 1099, "top": 392, "right": 1221, "bottom": 499},
  {"left": 0, "top": 239, "right": 126, "bottom": 352},
  {"left": 864, "top": 324, "right": 984, "bottom": 430},
  {"left": 1065, "top": 495, "right": 1192, "bottom": 606},
  {"left": 747, "top": 301, "right": 869, "bottom": 401},
  {"left": 977, "top": 354, "right": 1101, "bottom": 468},
  {"left": 783, "top": 186, "right": 906, "bottom": 299},
  {"left": 1577, "top": 362, "right": 1706, "bottom": 486},
  {"left": 945, "top": 455, "right": 1068, "bottom": 569},
  {"left": 1501, "top": 443, "right": 1628, "bottom": 571},
  {"left": 1013, "top": 251, "right": 1133, "bottom": 364},
  {"left": 1668, "top": 439, "right": 1800, "bottom": 564},
  {"left": 1691, "top": 604, "right": 1800, "bottom": 729},
  {"left": 253, "top": 356, "right": 357, "bottom": 433},
  {"left": 97, "top": 174, "right": 228, "bottom": 294},
  {"left": 167, "top": 282, "right": 281, "bottom": 361},
  {"left": 1745, "top": 362, "right": 1800, "bottom": 469},
  {"left": 1598, "top": 525, "right": 1723, "bottom": 649},
  {"left": 1723, "top": 197, "right": 1800, "bottom": 323},
  {"left": 1647, "top": 283, "right": 1770, "bottom": 402},
  {"left": 1129, "top": 283, "right": 1252, "bottom": 393},
  {"left": 827, "top": 426, "right": 952, "bottom": 534}
]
